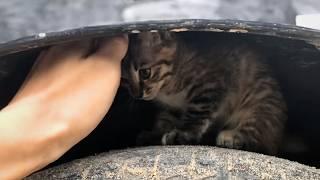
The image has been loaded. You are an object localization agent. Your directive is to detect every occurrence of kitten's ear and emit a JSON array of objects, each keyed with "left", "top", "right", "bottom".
[
  {"left": 137, "top": 31, "right": 176, "bottom": 47},
  {"left": 159, "top": 31, "right": 176, "bottom": 42},
  {"left": 158, "top": 31, "right": 176, "bottom": 48},
  {"left": 149, "top": 31, "right": 176, "bottom": 45}
]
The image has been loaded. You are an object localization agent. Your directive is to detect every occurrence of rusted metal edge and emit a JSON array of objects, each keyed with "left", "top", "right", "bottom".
[{"left": 1, "top": 19, "right": 320, "bottom": 56}]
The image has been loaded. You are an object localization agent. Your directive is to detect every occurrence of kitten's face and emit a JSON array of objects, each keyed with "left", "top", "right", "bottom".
[{"left": 123, "top": 32, "right": 177, "bottom": 100}]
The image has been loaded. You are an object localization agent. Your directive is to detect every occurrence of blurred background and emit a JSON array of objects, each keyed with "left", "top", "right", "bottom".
[{"left": 0, "top": 0, "right": 319, "bottom": 43}]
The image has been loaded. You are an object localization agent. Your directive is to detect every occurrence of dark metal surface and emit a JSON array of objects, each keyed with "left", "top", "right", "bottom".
[
  {"left": 0, "top": 19, "right": 320, "bottom": 56},
  {"left": 0, "top": 0, "right": 303, "bottom": 42}
]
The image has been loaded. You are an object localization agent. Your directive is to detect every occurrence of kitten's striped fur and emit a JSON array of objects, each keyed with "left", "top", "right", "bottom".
[{"left": 123, "top": 32, "right": 287, "bottom": 155}]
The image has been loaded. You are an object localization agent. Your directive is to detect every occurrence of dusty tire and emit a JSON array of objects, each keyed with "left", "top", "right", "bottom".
[{"left": 27, "top": 146, "right": 320, "bottom": 179}]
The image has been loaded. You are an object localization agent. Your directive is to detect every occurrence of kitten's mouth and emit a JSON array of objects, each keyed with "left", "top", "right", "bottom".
[
  {"left": 131, "top": 96, "right": 153, "bottom": 101},
  {"left": 128, "top": 91, "right": 151, "bottom": 101},
  {"left": 141, "top": 89, "right": 160, "bottom": 101},
  {"left": 141, "top": 95, "right": 155, "bottom": 101}
]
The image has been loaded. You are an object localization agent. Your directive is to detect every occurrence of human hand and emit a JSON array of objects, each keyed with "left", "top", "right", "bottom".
[{"left": 0, "top": 35, "right": 128, "bottom": 179}]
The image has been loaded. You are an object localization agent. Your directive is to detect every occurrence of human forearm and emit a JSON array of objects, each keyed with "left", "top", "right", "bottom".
[{"left": 0, "top": 35, "right": 128, "bottom": 179}]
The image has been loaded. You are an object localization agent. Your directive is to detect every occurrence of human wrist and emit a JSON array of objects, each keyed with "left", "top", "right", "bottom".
[{"left": 0, "top": 95, "right": 70, "bottom": 179}]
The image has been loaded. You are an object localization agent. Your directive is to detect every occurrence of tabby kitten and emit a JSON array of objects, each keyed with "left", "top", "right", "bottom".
[{"left": 122, "top": 31, "right": 287, "bottom": 155}]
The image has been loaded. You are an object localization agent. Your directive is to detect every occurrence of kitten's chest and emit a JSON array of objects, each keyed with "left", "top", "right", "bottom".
[{"left": 156, "top": 91, "right": 187, "bottom": 110}]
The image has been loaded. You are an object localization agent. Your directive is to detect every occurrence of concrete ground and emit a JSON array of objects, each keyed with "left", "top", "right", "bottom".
[{"left": 0, "top": 0, "right": 319, "bottom": 42}]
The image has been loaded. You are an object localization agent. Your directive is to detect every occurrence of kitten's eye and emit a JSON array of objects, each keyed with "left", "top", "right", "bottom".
[{"left": 139, "top": 68, "right": 151, "bottom": 80}]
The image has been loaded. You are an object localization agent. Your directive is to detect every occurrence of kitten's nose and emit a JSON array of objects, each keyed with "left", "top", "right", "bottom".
[
  {"left": 127, "top": 84, "right": 143, "bottom": 99},
  {"left": 132, "top": 89, "right": 143, "bottom": 99}
]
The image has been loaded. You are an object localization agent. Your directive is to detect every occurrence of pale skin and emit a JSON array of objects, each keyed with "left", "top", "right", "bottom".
[{"left": 0, "top": 35, "right": 128, "bottom": 179}]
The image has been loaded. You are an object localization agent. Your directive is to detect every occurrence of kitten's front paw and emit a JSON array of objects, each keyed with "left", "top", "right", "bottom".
[
  {"left": 161, "top": 130, "right": 197, "bottom": 145},
  {"left": 216, "top": 130, "right": 244, "bottom": 150},
  {"left": 161, "top": 130, "right": 178, "bottom": 145}
]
